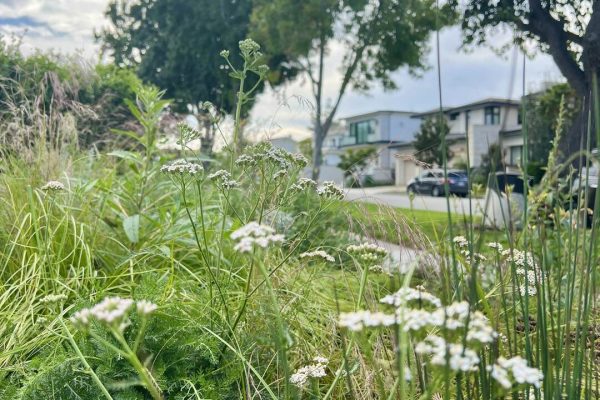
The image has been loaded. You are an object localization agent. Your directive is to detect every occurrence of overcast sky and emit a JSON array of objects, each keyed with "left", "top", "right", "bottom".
[{"left": 1, "top": 0, "right": 564, "bottom": 136}]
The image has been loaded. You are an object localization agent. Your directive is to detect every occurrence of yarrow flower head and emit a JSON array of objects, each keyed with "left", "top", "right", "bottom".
[
  {"left": 290, "top": 358, "right": 328, "bottom": 388},
  {"left": 347, "top": 243, "right": 388, "bottom": 263},
  {"left": 338, "top": 310, "right": 396, "bottom": 331},
  {"left": 299, "top": 250, "right": 335, "bottom": 263},
  {"left": 161, "top": 159, "right": 203, "bottom": 175},
  {"left": 136, "top": 300, "right": 158, "bottom": 315},
  {"left": 208, "top": 169, "right": 239, "bottom": 189},
  {"left": 70, "top": 297, "right": 158, "bottom": 331},
  {"left": 416, "top": 335, "right": 480, "bottom": 372},
  {"left": 316, "top": 181, "right": 344, "bottom": 199},
  {"left": 291, "top": 177, "right": 317, "bottom": 192},
  {"left": 380, "top": 286, "right": 442, "bottom": 308},
  {"left": 487, "top": 242, "right": 504, "bottom": 252},
  {"left": 41, "top": 181, "right": 65, "bottom": 191},
  {"left": 488, "top": 356, "right": 543, "bottom": 389},
  {"left": 453, "top": 236, "right": 469, "bottom": 248},
  {"left": 231, "top": 222, "right": 285, "bottom": 253}
]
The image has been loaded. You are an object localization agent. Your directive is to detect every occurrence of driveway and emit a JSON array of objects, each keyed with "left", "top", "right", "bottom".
[{"left": 344, "top": 186, "right": 486, "bottom": 215}]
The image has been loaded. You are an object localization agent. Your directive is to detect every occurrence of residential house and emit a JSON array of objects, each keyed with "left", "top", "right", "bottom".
[
  {"left": 322, "top": 121, "right": 346, "bottom": 167},
  {"left": 392, "top": 98, "right": 523, "bottom": 186},
  {"left": 338, "top": 110, "right": 421, "bottom": 183}
]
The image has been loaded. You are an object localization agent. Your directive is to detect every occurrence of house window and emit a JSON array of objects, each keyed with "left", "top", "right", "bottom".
[
  {"left": 449, "top": 112, "right": 459, "bottom": 121},
  {"left": 465, "top": 110, "right": 471, "bottom": 133},
  {"left": 509, "top": 145, "right": 523, "bottom": 166},
  {"left": 485, "top": 106, "right": 500, "bottom": 125},
  {"left": 349, "top": 119, "right": 376, "bottom": 144},
  {"left": 517, "top": 108, "right": 523, "bottom": 125}
]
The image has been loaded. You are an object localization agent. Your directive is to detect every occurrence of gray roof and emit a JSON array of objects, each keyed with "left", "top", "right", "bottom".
[{"left": 412, "top": 98, "right": 521, "bottom": 118}]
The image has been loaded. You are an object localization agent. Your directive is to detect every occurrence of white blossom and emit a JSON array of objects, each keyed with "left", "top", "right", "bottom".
[
  {"left": 338, "top": 310, "right": 396, "bottom": 331},
  {"left": 290, "top": 178, "right": 317, "bottom": 192},
  {"left": 380, "top": 286, "right": 442, "bottom": 308},
  {"left": 208, "top": 169, "right": 239, "bottom": 189},
  {"left": 160, "top": 159, "right": 203, "bottom": 175},
  {"left": 136, "top": 300, "right": 158, "bottom": 315},
  {"left": 316, "top": 181, "right": 344, "bottom": 199},
  {"left": 290, "top": 358, "right": 328, "bottom": 388},
  {"left": 488, "top": 356, "right": 543, "bottom": 389},
  {"left": 231, "top": 222, "right": 284, "bottom": 253},
  {"left": 300, "top": 250, "right": 335, "bottom": 263},
  {"left": 453, "top": 236, "right": 469, "bottom": 247},
  {"left": 41, "top": 181, "right": 65, "bottom": 191}
]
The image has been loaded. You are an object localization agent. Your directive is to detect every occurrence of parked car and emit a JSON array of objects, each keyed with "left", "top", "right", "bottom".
[{"left": 407, "top": 169, "right": 469, "bottom": 197}]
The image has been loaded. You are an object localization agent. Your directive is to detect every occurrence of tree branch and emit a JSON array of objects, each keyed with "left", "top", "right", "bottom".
[{"left": 526, "top": 0, "right": 587, "bottom": 96}]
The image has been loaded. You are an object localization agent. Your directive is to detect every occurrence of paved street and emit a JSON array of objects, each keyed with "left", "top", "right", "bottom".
[{"left": 344, "top": 186, "right": 487, "bottom": 215}]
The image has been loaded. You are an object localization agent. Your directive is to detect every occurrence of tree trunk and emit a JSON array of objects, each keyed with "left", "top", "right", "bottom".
[
  {"left": 311, "top": 124, "right": 324, "bottom": 180},
  {"left": 198, "top": 112, "right": 215, "bottom": 169}
]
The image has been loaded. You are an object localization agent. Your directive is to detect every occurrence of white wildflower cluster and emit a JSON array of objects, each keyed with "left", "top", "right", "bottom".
[
  {"left": 339, "top": 288, "right": 500, "bottom": 373},
  {"left": 460, "top": 249, "right": 487, "bottom": 263},
  {"left": 41, "top": 181, "right": 65, "bottom": 191},
  {"left": 208, "top": 169, "right": 239, "bottom": 189},
  {"left": 289, "top": 356, "right": 328, "bottom": 388},
  {"left": 380, "top": 286, "right": 442, "bottom": 308},
  {"left": 299, "top": 250, "right": 335, "bottom": 263},
  {"left": 236, "top": 143, "right": 307, "bottom": 172},
  {"left": 316, "top": 181, "right": 344, "bottom": 199},
  {"left": 415, "top": 335, "right": 480, "bottom": 372},
  {"left": 488, "top": 356, "right": 543, "bottom": 389},
  {"left": 160, "top": 159, "right": 203, "bottom": 175},
  {"left": 272, "top": 169, "right": 288, "bottom": 179},
  {"left": 70, "top": 297, "right": 158, "bottom": 330},
  {"left": 502, "top": 249, "right": 542, "bottom": 296},
  {"left": 290, "top": 177, "right": 317, "bottom": 192},
  {"left": 487, "top": 242, "right": 504, "bottom": 252},
  {"left": 235, "top": 154, "right": 257, "bottom": 167},
  {"left": 338, "top": 310, "right": 396, "bottom": 331},
  {"left": 230, "top": 222, "right": 285, "bottom": 253},
  {"left": 369, "top": 265, "right": 391, "bottom": 275},
  {"left": 39, "top": 293, "right": 68, "bottom": 304},
  {"left": 453, "top": 236, "right": 469, "bottom": 247},
  {"left": 347, "top": 243, "right": 388, "bottom": 263}
]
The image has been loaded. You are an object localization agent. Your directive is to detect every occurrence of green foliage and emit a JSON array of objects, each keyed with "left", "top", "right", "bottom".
[
  {"left": 338, "top": 147, "right": 376, "bottom": 177},
  {"left": 413, "top": 115, "right": 452, "bottom": 166},
  {"left": 250, "top": 0, "right": 456, "bottom": 178},
  {"left": 524, "top": 83, "right": 580, "bottom": 166},
  {"left": 99, "top": 0, "right": 293, "bottom": 116},
  {"left": 473, "top": 142, "right": 503, "bottom": 185}
]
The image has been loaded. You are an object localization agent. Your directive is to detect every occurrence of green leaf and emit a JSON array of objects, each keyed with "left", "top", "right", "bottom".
[
  {"left": 107, "top": 150, "right": 143, "bottom": 165},
  {"left": 123, "top": 214, "right": 140, "bottom": 244}
]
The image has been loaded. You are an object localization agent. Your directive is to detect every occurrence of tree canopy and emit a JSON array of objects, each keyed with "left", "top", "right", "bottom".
[
  {"left": 413, "top": 115, "right": 452, "bottom": 167},
  {"left": 454, "top": 0, "right": 599, "bottom": 155},
  {"left": 99, "top": 0, "right": 293, "bottom": 115},
  {"left": 251, "top": 0, "right": 454, "bottom": 178}
]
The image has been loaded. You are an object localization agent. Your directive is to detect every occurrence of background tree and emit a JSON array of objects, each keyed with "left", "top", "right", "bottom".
[
  {"left": 413, "top": 115, "right": 452, "bottom": 166},
  {"left": 99, "top": 0, "right": 294, "bottom": 156},
  {"left": 524, "top": 83, "right": 580, "bottom": 170},
  {"left": 251, "top": 0, "right": 454, "bottom": 179},
  {"left": 338, "top": 147, "right": 377, "bottom": 187},
  {"left": 454, "top": 0, "right": 600, "bottom": 157}
]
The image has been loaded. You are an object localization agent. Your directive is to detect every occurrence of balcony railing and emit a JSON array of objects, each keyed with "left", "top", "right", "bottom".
[{"left": 339, "top": 133, "right": 379, "bottom": 146}]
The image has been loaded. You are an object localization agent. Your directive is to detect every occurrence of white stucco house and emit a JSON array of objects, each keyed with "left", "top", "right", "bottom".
[{"left": 392, "top": 98, "right": 523, "bottom": 187}]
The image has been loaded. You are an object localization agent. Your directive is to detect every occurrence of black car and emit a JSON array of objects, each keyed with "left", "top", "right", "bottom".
[{"left": 407, "top": 170, "right": 469, "bottom": 197}]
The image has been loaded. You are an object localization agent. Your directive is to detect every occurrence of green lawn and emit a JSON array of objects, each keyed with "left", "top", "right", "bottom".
[{"left": 341, "top": 201, "right": 506, "bottom": 248}]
